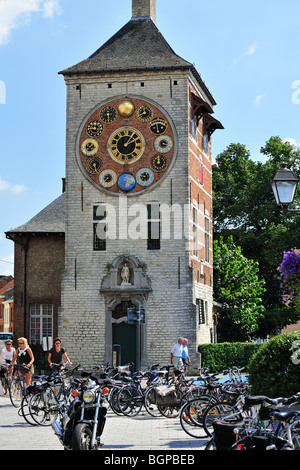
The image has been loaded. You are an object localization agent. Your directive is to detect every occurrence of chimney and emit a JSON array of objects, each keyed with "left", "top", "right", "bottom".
[{"left": 132, "top": 0, "right": 156, "bottom": 24}]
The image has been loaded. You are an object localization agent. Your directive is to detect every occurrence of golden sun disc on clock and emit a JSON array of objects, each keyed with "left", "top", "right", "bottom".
[{"left": 118, "top": 100, "right": 135, "bottom": 117}]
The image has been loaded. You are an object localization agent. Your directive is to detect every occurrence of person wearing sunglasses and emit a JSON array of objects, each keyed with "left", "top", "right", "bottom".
[
  {"left": 0, "top": 339, "right": 15, "bottom": 378},
  {"left": 9, "top": 337, "right": 34, "bottom": 386}
]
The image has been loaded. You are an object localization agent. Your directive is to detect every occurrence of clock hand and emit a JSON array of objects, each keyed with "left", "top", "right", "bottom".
[{"left": 124, "top": 135, "right": 138, "bottom": 147}]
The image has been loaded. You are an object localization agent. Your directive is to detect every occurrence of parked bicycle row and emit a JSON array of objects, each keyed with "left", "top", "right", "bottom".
[{"left": 1, "top": 360, "right": 299, "bottom": 450}]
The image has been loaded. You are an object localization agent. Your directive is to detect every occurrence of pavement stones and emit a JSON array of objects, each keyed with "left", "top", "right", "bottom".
[{"left": 0, "top": 396, "right": 207, "bottom": 452}]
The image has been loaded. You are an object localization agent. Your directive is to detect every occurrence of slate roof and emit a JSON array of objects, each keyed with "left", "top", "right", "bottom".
[
  {"left": 58, "top": 18, "right": 215, "bottom": 104},
  {"left": 6, "top": 193, "right": 65, "bottom": 234},
  {"left": 59, "top": 18, "right": 191, "bottom": 75}
]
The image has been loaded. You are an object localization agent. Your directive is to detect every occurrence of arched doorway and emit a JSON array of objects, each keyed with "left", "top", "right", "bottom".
[{"left": 112, "top": 301, "right": 136, "bottom": 366}]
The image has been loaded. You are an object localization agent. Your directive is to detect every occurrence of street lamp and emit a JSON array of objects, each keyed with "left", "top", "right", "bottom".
[{"left": 271, "top": 163, "right": 299, "bottom": 213}]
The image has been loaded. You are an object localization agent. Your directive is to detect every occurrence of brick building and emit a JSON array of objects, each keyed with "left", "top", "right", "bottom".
[
  {"left": 0, "top": 278, "right": 14, "bottom": 333},
  {"left": 6, "top": 194, "right": 65, "bottom": 345},
  {"left": 6, "top": 0, "right": 223, "bottom": 369}
]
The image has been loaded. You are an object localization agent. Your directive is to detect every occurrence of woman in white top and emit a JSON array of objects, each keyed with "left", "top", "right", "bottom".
[{"left": 0, "top": 339, "right": 15, "bottom": 377}]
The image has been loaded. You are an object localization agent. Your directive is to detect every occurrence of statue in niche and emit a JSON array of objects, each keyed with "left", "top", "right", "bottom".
[{"left": 120, "top": 263, "right": 131, "bottom": 286}]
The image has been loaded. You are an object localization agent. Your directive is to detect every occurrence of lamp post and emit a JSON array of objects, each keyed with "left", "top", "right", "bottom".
[{"left": 271, "top": 163, "right": 299, "bottom": 213}]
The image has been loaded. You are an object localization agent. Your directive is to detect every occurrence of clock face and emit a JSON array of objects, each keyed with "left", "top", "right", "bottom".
[
  {"left": 81, "top": 139, "right": 99, "bottom": 156},
  {"left": 136, "top": 168, "right": 154, "bottom": 186},
  {"left": 86, "top": 157, "right": 103, "bottom": 174},
  {"left": 136, "top": 104, "right": 153, "bottom": 122},
  {"left": 154, "top": 135, "right": 173, "bottom": 153},
  {"left": 100, "top": 106, "right": 117, "bottom": 123},
  {"left": 108, "top": 127, "right": 145, "bottom": 164},
  {"left": 150, "top": 154, "right": 168, "bottom": 173},
  {"left": 77, "top": 96, "right": 177, "bottom": 195},
  {"left": 149, "top": 117, "right": 168, "bottom": 135},
  {"left": 99, "top": 169, "right": 117, "bottom": 188},
  {"left": 86, "top": 120, "right": 103, "bottom": 137}
]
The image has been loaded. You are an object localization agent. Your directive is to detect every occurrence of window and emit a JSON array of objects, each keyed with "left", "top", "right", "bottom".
[
  {"left": 192, "top": 207, "right": 198, "bottom": 257},
  {"left": 196, "top": 299, "right": 205, "bottom": 324},
  {"left": 203, "top": 133, "right": 209, "bottom": 154},
  {"left": 205, "top": 217, "right": 210, "bottom": 262},
  {"left": 191, "top": 116, "right": 198, "bottom": 141},
  {"left": 30, "top": 304, "right": 53, "bottom": 345},
  {"left": 93, "top": 205, "right": 106, "bottom": 251},
  {"left": 147, "top": 203, "right": 160, "bottom": 250}
]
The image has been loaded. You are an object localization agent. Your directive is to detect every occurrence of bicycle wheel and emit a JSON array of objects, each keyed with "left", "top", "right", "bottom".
[
  {"left": 109, "top": 387, "right": 123, "bottom": 415},
  {"left": 9, "top": 377, "right": 24, "bottom": 407},
  {"left": 203, "top": 402, "right": 241, "bottom": 437},
  {"left": 180, "top": 397, "right": 213, "bottom": 438},
  {"left": 117, "top": 386, "right": 143, "bottom": 417},
  {"left": 157, "top": 403, "right": 180, "bottom": 418},
  {"left": 29, "top": 390, "right": 59, "bottom": 426},
  {"left": 180, "top": 386, "right": 207, "bottom": 407},
  {"left": 144, "top": 386, "right": 163, "bottom": 418},
  {"left": 0, "top": 375, "right": 9, "bottom": 396},
  {"left": 20, "top": 393, "right": 38, "bottom": 426}
]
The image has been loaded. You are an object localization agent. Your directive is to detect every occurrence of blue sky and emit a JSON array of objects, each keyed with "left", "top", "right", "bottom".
[{"left": 0, "top": 0, "right": 299, "bottom": 276}]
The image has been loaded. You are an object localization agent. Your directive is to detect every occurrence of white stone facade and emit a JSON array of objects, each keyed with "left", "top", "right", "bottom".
[{"left": 58, "top": 69, "right": 215, "bottom": 370}]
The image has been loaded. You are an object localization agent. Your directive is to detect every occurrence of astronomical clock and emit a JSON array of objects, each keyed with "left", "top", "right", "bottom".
[{"left": 76, "top": 96, "right": 178, "bottom": 195}]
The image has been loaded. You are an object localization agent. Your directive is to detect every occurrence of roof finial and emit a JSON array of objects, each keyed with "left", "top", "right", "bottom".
[{"left": 132, "top": 0, "right": 156, "bottom": 24}]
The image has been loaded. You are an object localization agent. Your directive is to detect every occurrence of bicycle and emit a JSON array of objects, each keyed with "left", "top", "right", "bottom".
[
  {"left": 28, "top": 365, "right": 81, "bottom": 426},
  {"left": 9, "top": 367, "right": 27, "bottom": 407},
  {"left": 116, "top": 365, "right": 168, "bottom": 417},
  {"left": 0, "top": 366, "right": 11, "bottom": 396},
  {"left": 203, "top": 392, "right": 300, "bottom": 449}
]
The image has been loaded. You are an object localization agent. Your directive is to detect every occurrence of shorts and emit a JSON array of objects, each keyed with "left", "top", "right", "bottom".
[
  {"left": 173, "top": 357, "right": 183, "bottom": 368},
  {"left": 18, "top": 364, "right": 34, "bottom": 375}
]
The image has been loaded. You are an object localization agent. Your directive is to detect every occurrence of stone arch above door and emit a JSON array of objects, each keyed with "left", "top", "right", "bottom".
[{"left": 100, "top": 254, "right": 152, "bottom": 294}]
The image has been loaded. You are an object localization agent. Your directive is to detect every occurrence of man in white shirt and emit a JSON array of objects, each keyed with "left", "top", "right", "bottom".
[{"left": 170, "top": 337, "right": 183, "bottom": 369}]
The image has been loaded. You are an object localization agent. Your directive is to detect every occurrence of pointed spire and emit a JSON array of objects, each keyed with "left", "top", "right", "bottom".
[{"left": 132, "top": 0, "right": 156, "bottom": 24}]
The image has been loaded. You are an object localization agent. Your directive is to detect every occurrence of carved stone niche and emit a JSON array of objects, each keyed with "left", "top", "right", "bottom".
[{"left": 100, "top": 255, "right": 152, "bottom": 294}]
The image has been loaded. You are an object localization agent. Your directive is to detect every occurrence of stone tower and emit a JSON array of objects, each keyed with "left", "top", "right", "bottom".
[{"left": 58, "top": 0, "right": 223, "bottom": 369}]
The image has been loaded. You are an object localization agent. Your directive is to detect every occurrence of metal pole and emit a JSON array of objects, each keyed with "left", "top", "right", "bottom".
[{"left": 136, "top": 311, "right": 141, "bottom": 372}]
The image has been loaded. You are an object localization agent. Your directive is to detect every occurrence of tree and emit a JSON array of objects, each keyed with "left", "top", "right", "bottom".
[
  {"left": 213, "top": 236, "right": 265, "bottom": 342},
  {"left": 213, "top": 137, "right": 300, "bottom": 335}
]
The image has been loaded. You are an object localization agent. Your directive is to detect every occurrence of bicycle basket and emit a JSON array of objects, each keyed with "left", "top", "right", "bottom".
[
  {"left": 213, "top": 419, "right": 244, "bottom": 450},
  {"left": 153, "top": 385, "right": 180, "bottom": 407}
]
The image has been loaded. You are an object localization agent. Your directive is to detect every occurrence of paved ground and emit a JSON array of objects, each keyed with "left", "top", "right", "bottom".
[{"left": 0, "top": 395, "right": 208, "bottom": 452}]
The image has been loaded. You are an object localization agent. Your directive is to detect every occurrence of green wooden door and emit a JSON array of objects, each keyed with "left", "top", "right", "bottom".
[
  {"left": 112, "top": 301, "right": 137, "bottom": 367},
  {"left": 112, "top": 322, "right": 136, "bottom": 367}
]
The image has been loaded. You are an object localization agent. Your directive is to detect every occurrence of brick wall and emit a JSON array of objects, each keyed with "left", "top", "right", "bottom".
[{"left": 13, "top": 233, "right": 65, "bottom": 342}]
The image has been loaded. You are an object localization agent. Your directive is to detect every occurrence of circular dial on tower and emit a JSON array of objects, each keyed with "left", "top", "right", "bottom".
[
  {"left": 76, "top": 96, "right": 178, "bottom": 195},
  {"left": 108, "top": 127, "right": 145, "bottom": 164}
]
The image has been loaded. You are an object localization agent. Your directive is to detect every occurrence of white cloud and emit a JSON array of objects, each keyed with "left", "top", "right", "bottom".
[
  {"left": 244, "top": 43, "right": 257, "bottom": 56},
  {"left": 283, "top": 137, "right": 300, "bottom": 148},
  {"left": 0, "top": 176, "right": 27, "bottom": 194},
  {"left": 255, "top": 94, "right": 264, "bottom": 105},
  {"left": 0, "top": 0, "right": 62, "bottom": 45}
]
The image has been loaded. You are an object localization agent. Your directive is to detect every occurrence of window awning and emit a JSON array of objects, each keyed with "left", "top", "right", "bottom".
[
  {"left": 191, "top": 92, "right": 213, "bottom": 123},
  {"left": 203, "top": 114, "right": 224, "bottom": 136}
]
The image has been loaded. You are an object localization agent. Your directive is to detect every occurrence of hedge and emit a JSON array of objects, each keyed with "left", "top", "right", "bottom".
[
  {"left": 248, "top": 331, "right": 300, "bottom": 397},
  {"left": 198, "top": 342, "right": 260, "bottom": 372}
]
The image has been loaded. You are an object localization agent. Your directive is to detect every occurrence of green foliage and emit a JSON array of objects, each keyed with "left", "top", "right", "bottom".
[
  {"left": 198, "top": 342, "right": 260, "bottom": 371},
  {"left": 213, "top": 136, "right": 300, "bottom": 335},
  {"left": 213, "top": 236, "right": 265, "bottom": 341},
  {"left": 248, "top": 332, "right": 300, "bottom": 397}
]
